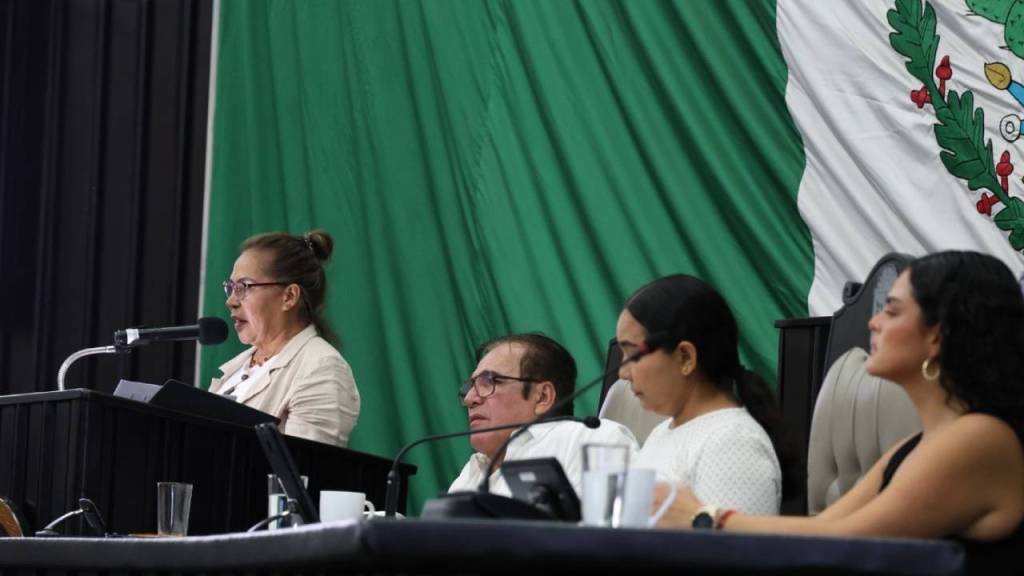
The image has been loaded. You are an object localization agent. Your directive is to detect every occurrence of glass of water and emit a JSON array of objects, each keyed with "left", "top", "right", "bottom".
[
  {"left": 267, "top": 473, "right": 308, "bottom": 529},
  {"left": 157, "top": 482, "right": 193, "bottom": 536},
  {"left": 580, "top": 443, "right": 630, "bottom": 527}
]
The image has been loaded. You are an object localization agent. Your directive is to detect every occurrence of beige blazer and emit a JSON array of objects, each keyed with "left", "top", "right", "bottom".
[{"left": 210, "top": 324, "right": 360, "bottom": 448}]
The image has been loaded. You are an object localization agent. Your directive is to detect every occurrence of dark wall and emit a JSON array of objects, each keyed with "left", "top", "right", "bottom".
[{"left": 0, "top": 0, "right": 213, "bottom": 395}]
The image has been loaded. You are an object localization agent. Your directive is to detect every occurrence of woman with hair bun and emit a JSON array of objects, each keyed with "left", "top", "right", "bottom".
[
  {"left": 655, "top": 251, "right": 1024, "bottom": 574},
  {"left": 210, "top": 230, "right": 360, "bottom": 448},
  {"left": 616, "top": 274, "right": 793, "bottom": 515}
]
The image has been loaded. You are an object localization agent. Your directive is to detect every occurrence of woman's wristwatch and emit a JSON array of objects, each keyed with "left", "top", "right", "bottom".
[{"left": 691, "top": 505, "right": 735, "bottom": 530}]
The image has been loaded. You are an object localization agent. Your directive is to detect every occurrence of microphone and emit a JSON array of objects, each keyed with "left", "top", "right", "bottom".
[
  {"left": 383, "top": 333, "right": 671, "bottom": 517},
  {"left": 113, "top": 317, "right": 228, "bottom": 349},
  {"left": 35, "top": 498, "right": 114, "bottom": 537},
  {"left": 476, "top": 337, "right": 667, "bottom": 494},
  {"left": 57, "top": 317, "right": 231, "bottom": 391}
]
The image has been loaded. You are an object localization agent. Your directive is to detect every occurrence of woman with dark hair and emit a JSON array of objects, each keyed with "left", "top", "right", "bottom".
[
  {"left": 209, "top": 230, "right": 360, "bottom": 448},
  {"left": 656, "top": 251, "right": 1024, "bottom": 572},
  {"left": 616, "top": 274, "right": 792, "bottom": 514}
]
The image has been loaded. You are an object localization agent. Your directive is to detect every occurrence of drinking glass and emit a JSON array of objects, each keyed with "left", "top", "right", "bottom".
[
  {"left": 580, "top": 443, "right": 630, "bottom": 527},
  {"left": 156, "top": 482, "right": 193, "bottom": 536},
  {"left": 267, "top": 473, "right": 309, "bottom": 529}
]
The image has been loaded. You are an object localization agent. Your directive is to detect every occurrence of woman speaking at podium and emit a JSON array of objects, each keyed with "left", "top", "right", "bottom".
[{"left": 209, "top": 230, "right": 360, "bottom": 448}]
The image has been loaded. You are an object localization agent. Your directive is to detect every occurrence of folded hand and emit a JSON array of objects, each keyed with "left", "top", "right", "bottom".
[{"left": 653, "top": 481, "right": 703, "bottom": 529}]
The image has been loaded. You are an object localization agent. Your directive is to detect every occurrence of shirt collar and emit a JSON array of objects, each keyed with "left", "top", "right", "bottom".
[
  {"left": 469, "top": 419, "right": 564, "bottom": 471},
  {"left": 217, "top": 323, "right": 318, "bottom": 375}
]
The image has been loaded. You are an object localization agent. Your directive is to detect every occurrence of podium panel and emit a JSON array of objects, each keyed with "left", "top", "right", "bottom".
[{"left": 0, "top": 390, "right": 414, "bottom": 535}]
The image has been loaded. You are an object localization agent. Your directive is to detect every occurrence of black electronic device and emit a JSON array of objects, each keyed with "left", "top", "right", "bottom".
[
  {"left": 419, "top": 490, "right": 555, "bottom": 521},
  {"left": 254, "top": 422, "right": 319, "bottom": 525},
  {"left": 501, "top": 457, "right": 581, "bottom": 522}
]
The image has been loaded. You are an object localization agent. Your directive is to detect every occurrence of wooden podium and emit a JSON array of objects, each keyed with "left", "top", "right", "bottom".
[{"left": 0, "top": 390, "right": 414, "bottom": 535}]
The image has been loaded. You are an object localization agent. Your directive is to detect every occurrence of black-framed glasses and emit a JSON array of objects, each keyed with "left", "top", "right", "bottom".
[
  {"left": 458, "top": 370, "right": 536, "bottom": 399},
  {"left": 222, "top": 279, "right": 289, "bottom": 300}
]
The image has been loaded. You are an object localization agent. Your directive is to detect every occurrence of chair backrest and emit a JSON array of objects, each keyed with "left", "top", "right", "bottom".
[
  {"left": 806, "top": 348, "right": 920, "bottom": 514},
  {"left": 805, "top": 253, "right": 920, "bottom": 514},
  {"left": 598, "top": 379, "right": 668, "bottom": 446},
  {"left": 599, "top": 338, "right": 667, "bottom": 446},
  {"left": 599, "top": 338, "right": 622, "bottom": 409}
]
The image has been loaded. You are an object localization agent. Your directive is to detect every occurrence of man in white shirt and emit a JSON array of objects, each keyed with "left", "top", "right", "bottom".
[{"left": 448, "top": 333, "right": 637, "bottom": 497}]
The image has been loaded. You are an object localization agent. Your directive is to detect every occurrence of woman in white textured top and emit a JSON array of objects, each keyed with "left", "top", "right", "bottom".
[{"left": 615, "top": 274, "right": 791, "bottom": 515}]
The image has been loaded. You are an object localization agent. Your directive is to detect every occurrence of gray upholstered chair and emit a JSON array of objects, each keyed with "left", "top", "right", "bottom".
[
  {"left": 806, "top": 348, "right": 920, "bottom": 515},
  {"left": 598, "top": 338, "right": 667, "bottom": 447},
  {"left": 806, "top": 252, "right": 922, "bottom": 514},
  {"left": 598, "top": 379, "right": 667, "bottom": 447}
]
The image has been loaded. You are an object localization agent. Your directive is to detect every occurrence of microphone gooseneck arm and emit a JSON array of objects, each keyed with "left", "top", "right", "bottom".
[
  {"left": 476, "top": 415, "right": 600, "bottom": 493},
  {"left": 57, "top": 346, "right": 128, "bottom": 391}
]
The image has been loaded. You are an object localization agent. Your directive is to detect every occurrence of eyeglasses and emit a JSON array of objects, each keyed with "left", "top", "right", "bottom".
[
  {"left": 222, "top": 279, "right": 289, "bottom": 300},
  {"left": 458, "top": 370, "right": 536, "bottom": 399}
]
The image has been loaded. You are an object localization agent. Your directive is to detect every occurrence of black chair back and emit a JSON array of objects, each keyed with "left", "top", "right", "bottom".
[
  {"left": 822, "top": 253, "right": 914, "bottom": 371},
  {"left": 599, "top": 338, "right": 622, "bottom": 409}
]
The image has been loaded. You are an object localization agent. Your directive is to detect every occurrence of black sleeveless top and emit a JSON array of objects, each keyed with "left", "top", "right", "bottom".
[{"left": 880, "top": 432, "right": 1024, "bottom": 574}]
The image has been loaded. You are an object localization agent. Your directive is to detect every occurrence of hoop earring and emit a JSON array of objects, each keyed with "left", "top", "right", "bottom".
[{"left": 921, "top": 357, "right": 941, "bottom": 381}]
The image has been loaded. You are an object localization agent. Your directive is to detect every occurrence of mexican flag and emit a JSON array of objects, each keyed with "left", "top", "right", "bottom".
[
  {"left": 783, "top": 0, "right": 1024, "bottom": 313},
  {"left": 199, "top": 0, "right": 1024, "bottom": 513}
]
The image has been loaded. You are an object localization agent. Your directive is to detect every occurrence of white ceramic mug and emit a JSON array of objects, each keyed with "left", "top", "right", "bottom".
[
  {"left": 618, "top": 468, "right": 677, "bottom": 528},
  {"left": 319, "top": 491, "right": 375, "bottom": 521}
]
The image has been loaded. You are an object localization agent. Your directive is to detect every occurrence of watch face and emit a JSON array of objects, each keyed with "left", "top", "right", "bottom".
[{"left": 692, "top": 511, "right": 715, "bottom": 530}]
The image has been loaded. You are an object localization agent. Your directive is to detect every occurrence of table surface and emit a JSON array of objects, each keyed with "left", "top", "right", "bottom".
[{"left": 0, "top": 518, "right": 964, "bottom": 575}]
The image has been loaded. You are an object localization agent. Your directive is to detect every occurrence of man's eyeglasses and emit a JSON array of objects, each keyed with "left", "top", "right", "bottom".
[
  {"left": 222, "top": 279, "right": 289, "bottom": 300},
  {"left": 459, "top": 370, "right": 536, "bottom": 399}
]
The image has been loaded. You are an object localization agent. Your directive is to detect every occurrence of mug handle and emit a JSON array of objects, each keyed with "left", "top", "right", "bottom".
[
  {"left": 648, "top": 481, "right": 678, "bottom": 527},
  {"left": 364, "top": 500, "right": 376, "bottom": 514}
]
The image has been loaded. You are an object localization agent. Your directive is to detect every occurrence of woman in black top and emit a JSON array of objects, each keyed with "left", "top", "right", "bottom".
[{"left": 655, "top": 251, "right": 1024, "bottom": 568}]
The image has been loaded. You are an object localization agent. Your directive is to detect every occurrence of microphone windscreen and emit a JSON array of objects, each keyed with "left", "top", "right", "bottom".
[
  {"left": 198, "top": 317, "right": 229, "bottom": 345},
  {"left": 581, "top": 416, "right": 601, "bottom": 429}
]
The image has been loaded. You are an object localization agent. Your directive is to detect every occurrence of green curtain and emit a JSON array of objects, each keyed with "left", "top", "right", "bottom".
[{"left": 202, "top": 0, "right": 812, "bottom": 515}]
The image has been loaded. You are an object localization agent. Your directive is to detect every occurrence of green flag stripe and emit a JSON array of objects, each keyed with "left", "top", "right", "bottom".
[{"left": 204, "top": 0, "right": 811, "bottom": 514}]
